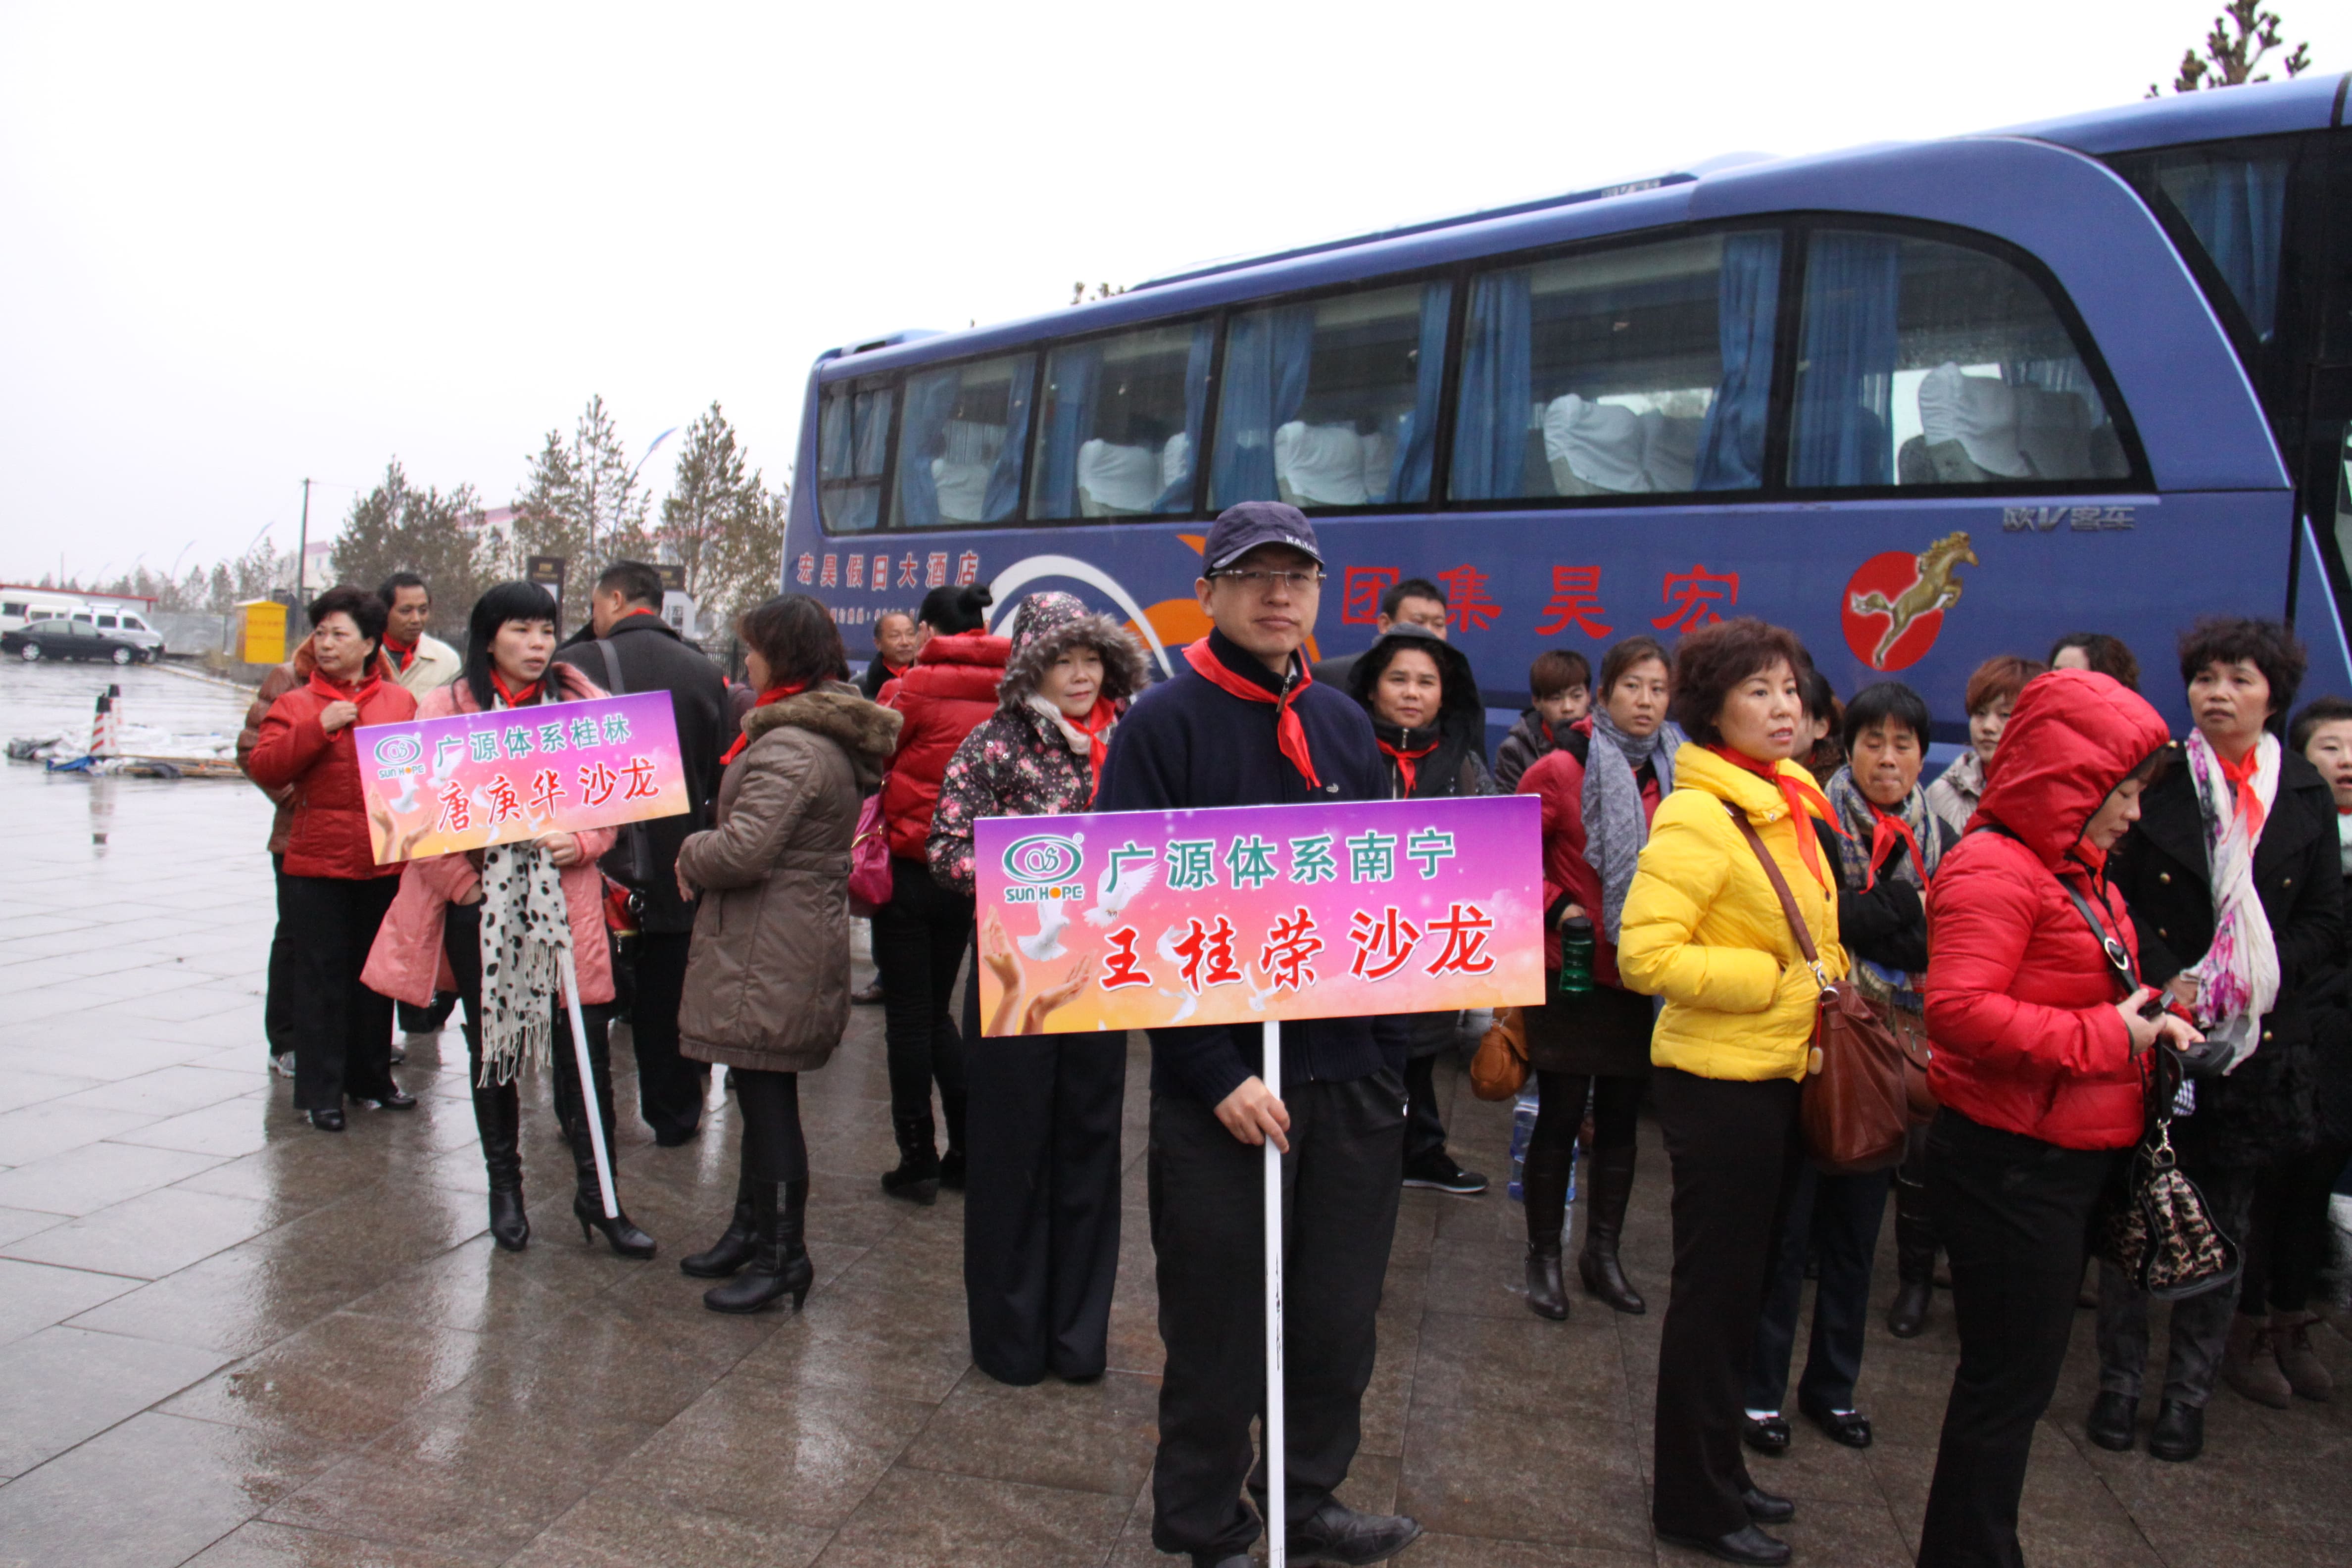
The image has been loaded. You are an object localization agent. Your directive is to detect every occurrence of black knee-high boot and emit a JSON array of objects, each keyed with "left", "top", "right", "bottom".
[
  {"left": 938, "top": 1091, "right": 969, "bottom": 1191},
  {"left": 704, "top": 1178, "right": 813, "bottom": 1314},
  {"left": 472, "top": 1078, "right": 529, "bottom": 1252},
  {"left": 1522, "top": 1144, "right": 1574, "bottom": 1321},
  {"left": 1887, "top": 1175, "right": 1935, "bottom": 1337},
  {"left": 1578, "top": 1143, "right": 1646, "bottom": 1314},
  {"left": 681, "top": 1169, "right": 757, "bottom": 1278},
  {"left": 553, "top": 1033, "right": 656, "bottom": 1259}
]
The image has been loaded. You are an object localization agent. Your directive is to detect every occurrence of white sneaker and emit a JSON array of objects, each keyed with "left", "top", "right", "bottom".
[{"left": 271, "top": 1052, "right": 295, "bottom": 1078}]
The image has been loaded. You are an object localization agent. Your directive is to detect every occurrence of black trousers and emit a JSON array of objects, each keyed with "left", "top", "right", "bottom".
[
  {"left": 965, "top": 1032, "right": 1127, "bottom": 1385},
  {"left": 1918, "top": 1108, "right": 2119, "bottom": 1568},
  {"left": 395, "top": 992, "right": 457, "bottom": 1033},
  {"left": 733, "top": 1068, "right": 809, "bottom": 1183},
  {"left": 1403, "top": 1052, "right": 1446, "bottom": 1161},
  {"left": 266, "top": 853, "right": 296, "bottom": 1058},
  {"left": 870, "top": 856, "right": 971, "bottom": 1121},
  {"left": 1650, "top": 1067, "right": 1806, "bottom": 1539},
  {"left": 1746, "top": 1164, "right": 1891, "bottom": 1415},
  {"left": 1148, "top": 1073, "right": 1405, "bottom": 1560},
  {"left": 1527, "top": 1070, "right": 1643, "bottom": 1156},
  {"left": 2242, "top": 1139, "right": 2352, "bottom": 1315},
  {"left": 281, "top": 873, "right": 401, "bottom": 1113},
  {"left": 625, "top": 929, "right": 706, "bottom": 1141}
]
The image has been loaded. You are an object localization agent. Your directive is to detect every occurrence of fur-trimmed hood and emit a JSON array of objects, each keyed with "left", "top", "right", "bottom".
[
  {"left": 996, "top": 591, "right": 1153, "bottom": 713},
  {"left": 741, "top": 680, "right": 903, "bottom": 785}
]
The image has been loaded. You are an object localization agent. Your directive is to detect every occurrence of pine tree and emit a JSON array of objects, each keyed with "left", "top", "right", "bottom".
[
  {"left": 659, "top": 402, "right": 780, "bottom": 622},
  {"left": 327, "top": 461, "right": 498, "bottom": 638},
  {"left": 2152, "top": 2, "right": 2310, "bottom": 95},
  {"left": 511, "top": 396, "right": 653, "bottom": 628}
]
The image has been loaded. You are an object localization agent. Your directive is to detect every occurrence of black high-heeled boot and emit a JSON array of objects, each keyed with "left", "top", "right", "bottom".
[
  {"left": 1521, "top": 1144, "right": 1573, "bottom": 1321},
  {"left": 937, "top": 1092, "right": 968, "bottom": 1191},
  {"left": 681, "top": 1170, "right": 758, "bottom": 1278},
  {"left": 881, "top": 1112, "right": 940, "bottom": 1204},
  {"left": 704, "top": 1177, "right": 814, "bottom": 1314},
  {"left": 471, "top": 1079, "right": 530, "bottom": 1252},
  {"left": 554, "top": 1038, "right": 656, "bottom": 1260},
  {"left": 1886, "top": 1177, "right": 1935, "bottom": 1338},
  {"left": 1577, "top": 1142, "right": 1646, "bottom": 1314}
]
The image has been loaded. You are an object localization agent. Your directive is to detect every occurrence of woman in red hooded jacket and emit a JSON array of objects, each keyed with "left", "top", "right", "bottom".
[
  {"left": 245, "top": 585, "right": 420, "bottom": 1131},
  {"left": 1914, "top": 669, "right": 2201, "bottom": 1568},
  {"left": 871, "top": 583, "right": 1006, "bottom": 1201}
]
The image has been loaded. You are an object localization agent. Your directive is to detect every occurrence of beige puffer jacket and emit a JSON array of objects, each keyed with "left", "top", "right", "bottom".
[{"left": 677, "top": 683, "right": 902, "bottom": 1073}]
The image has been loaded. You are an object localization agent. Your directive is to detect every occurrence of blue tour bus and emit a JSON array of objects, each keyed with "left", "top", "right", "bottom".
[{"left": 783, "top": 76, "right": 2352, "bottom": 750}]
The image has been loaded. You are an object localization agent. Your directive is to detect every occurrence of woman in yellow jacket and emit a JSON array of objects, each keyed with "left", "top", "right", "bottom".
[{"left": 1618, "top": 617, "right": 1848, "bottom": 1568}]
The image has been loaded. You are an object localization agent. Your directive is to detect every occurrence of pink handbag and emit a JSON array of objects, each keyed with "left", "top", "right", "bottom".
[{"left": 848, "top": 789, "right": 893, "bottom": 917}]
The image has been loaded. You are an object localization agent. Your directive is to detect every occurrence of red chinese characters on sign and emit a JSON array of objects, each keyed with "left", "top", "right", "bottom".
[
  {"left": 846, "top": 554, "right": 865, "bottom": 588},
  {"left": 1652, "top": 565, "right": 1739, "bottom": 633},
  {"left": 621, "top": 757, "right": 660, "bottom": 800},
  {"left": 925, "top": 552, "right": 948, "bottom": 588},
  {"left": 527, "top": 768, "right": 566, "bottom": 818},
  {"left": 794, "top": 553, "right": 815, "bottom": 586},
  {"left": 579, "top": 760, "right": 619, "bottom": 808},
  {"left": 1534, "top": 566, "right": 1612, "bottom": 637},
  {"left": 1341, "top": 566, "right": 1399, "bottom": 627},
  {"left": 437, "top": 779, "right": 471, "bottom": 833},
  {"left": 897, "top": 554, "right": 921, "bottom": 589},
  {"left": 1347, "top": 906, "right": 1423, "bottom": 982},
  {"left": 819, "top": 554, "right": 839, "bottom": 588},
  {"left": 1436, "top": 564, "right": 1502, "bottom": 632},
  {"left": 1099, "top": 927, "right": 1153, "bottom": 990},
  {"left": 1172, "top": 916, "right": 1245, "bottom": 994},
  {"left": 1425, "top": 902, "right": 1497, "bottom": 976},
  {"left": 485, "top": 775, "right": 525, "bottom": 824},
  {"left": 955, "top": 551, "right": 981, "bottom": 586},
  {"left": 1257, "top": 907, "right": 1323, "bottom": 992}
]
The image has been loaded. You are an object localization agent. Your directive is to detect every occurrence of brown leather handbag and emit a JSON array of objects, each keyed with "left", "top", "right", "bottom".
[
  {"left": 1469, "top": 1006, "right": 1530, "bottom": 1101},
  {"left": 1730, "top": 810, "right": 1913, "bottom": 1175}
]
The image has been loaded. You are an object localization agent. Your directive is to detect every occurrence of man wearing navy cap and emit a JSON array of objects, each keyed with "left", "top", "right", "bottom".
[{"left": 1096, "top": 502, "right": 1422, "bottom": 1568}]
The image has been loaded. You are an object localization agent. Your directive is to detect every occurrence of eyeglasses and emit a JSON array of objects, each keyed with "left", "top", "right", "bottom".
[{"left": 1210, "top": 568, "right": 1324, "bottom": 594}]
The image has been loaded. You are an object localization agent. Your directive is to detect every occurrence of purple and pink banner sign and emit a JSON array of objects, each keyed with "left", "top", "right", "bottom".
[
  {"left": 354, "top": 692, "right": 690, "bottom": 865},
  {"left": 972, "top": 795, "right": 1543, "bottom": 1036}
]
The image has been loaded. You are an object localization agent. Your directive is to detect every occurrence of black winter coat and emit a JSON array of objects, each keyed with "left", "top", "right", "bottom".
[
  {"left": 1813, "top": 814, "right": 1953, "bottom": 979},
  {"left": 555, "top": 612, "right": 730, "bottom": 932},
  {"left": 2107, "top": 751, "right": 2345, "bottom": 1168}
]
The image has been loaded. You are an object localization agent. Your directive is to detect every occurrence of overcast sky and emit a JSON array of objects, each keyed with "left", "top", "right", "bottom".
[{"left": 2, "top": 0, "right": 2345, "bottom": 588}]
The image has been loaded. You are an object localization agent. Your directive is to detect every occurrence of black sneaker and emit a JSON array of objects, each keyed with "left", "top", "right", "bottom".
[
  {"left": 1402, "top": 1149, "right": 1489, "bottom": 1196},
  {"left": 1287, "top": 1499, "right": 1422, "bottom": 1566}
]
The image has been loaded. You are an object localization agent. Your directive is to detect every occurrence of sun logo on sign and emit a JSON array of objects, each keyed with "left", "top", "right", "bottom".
[{"left": 1841, "top": 532, "right": 1978, "bottom": 672}]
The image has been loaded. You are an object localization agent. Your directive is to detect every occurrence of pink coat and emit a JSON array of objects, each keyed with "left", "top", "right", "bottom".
[{"left": 361, "top": 666, "right": 619, "bottom": 1007}]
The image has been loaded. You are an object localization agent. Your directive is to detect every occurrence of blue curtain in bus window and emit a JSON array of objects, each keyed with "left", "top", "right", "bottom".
[
  {"left": 1151, "top": 322, "right": 1216, "bottom": 512},
  {"left": 2159, "top": 156, "right": 2287, "bottom": 341},
  {"left": 896, "top": 367, "right": 962, "bottom": 530},
  {"left": 1789, "top": 233, "right": 1900, "bottom": 488},
  {"left": 1450, "top": 269, "right": 1532, "bottom": 499},
  {"left": 1212, "top": 305, "right": 1316, "bottom": 505},
  {"left": 981, "top": 358, "right": 1034, "bottom": 522},
  {"left": 1387, "top": 282, "right": 1452, "bottom": 504},
  {"left": 1693, "top": 233, "right": 1781, "bottom": 491},
  {"left": 1033, "top": 343, "right": 1103, "bottom": 519}
]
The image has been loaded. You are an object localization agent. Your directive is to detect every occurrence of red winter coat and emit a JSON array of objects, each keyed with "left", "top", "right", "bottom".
[
  {"left": 876, "top": 630, "right": 1009, "bottom": 861},
  {"left": 244, "top": 670, "right": 419, "bottom": 879},
  {"left": 1923, "top": 669, "right": 2172, "bottom": 1150},
  {"left": 1519, "top": 717, "right": 1662, "bottom": 984}
]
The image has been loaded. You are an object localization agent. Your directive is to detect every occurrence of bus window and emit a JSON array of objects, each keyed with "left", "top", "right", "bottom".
[
  {"left": 895, "top": 353, "right": 1035, "bottom": 528},
  {"left": 1450, "top": 230, "right": 1781, "bottom": 502},
  {"left": 1789, "top": 231, "right": 2128, "bottom": 490},
  {"left": 1029, "top": 320, "right": 1213, "bottom": 521},
  {"left": 1210, "top": 282, "right": 1450, "bottom": 512},
  {"left": 2109, "top": 143, "right": 2291, "bottom": 344},
  {"left": 818, "top": 379, "right": 895, "bottom": 533}
]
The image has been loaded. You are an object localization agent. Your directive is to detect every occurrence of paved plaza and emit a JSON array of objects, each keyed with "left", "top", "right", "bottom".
[{"left": 0, "top": 660, "right": 2347, "bottom": 1567}]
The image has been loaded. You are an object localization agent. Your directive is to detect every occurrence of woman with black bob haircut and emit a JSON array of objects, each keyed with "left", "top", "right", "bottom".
[
  {"left": 362, "top": 582, "right": 655, "bottom": 1258},
  {"left": 1743, "top": 681, "right": 1953, "bottom": 1461},
  {"left": 675, "top": 593, "right": 901, "bottom": 1312},
  {"left": 1617, "top": 618, "right": 1849, "bottom": 1566},
  {"left": 2049, "top": 632, "right": 2141, "bottom": 692},
  {"left": 2096, "top": 617, "right": 2343, "bottom": 1460}
]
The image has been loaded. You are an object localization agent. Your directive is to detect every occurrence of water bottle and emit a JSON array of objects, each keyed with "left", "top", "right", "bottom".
[
  {"left": 1557, "top": 916, "right": 1595, "bottom": 995},
  {"left": 1507, "top": 1084, "right": 1539, "bottom": 1203}
]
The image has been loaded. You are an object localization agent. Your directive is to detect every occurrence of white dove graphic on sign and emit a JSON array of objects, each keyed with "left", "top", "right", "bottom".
[
  {"left": 1084, "top": 855, "right": 1158, "bottom": 928},
  {"left": 1019, "top": 898, "right": 1072, "bottom": 962}
]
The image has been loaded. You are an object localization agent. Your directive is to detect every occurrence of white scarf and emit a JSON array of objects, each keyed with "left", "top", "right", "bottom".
[
  {"left": 1025, "top": 694, "right": 1116, "bottom": 763},
  {"left": 2181, "top": 727, "right": 2281, "bottom": 1075}
]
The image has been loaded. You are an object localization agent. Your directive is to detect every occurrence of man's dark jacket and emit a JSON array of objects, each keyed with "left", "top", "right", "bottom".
[
  {"left": 856, "top": 656, "right": 912, "bottom": 701},
  {"left": 1094, "top": 628, "right": 1410, "bottom": 1108},
  {"left": 555, "top": 611, "right": 728, "bottom": 933}
]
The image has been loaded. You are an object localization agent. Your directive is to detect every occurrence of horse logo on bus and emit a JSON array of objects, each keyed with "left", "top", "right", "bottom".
[{"left": 1842, "top": 532, "right": 1979, "bottom": 672}]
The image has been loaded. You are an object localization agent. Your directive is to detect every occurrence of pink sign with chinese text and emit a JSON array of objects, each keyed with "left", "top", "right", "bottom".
[
  {"left": 971, "top": 795, "right": 1542, "bottom": 1036},
  {"left": 354, "top": 692, "right": 690, "bottom": 865}
]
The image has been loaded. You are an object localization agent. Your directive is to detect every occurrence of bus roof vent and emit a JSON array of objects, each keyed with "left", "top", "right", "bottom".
[{"left": 836, "top": 328, "right": 946, "bottom": 358}]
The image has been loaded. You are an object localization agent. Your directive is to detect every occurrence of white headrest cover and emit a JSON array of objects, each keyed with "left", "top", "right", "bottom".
[
  {"left": 1543, "top": 395, "right": 1649, "bottom": 493},
  {"left": 1274, "top": 421, "right": 1371, "bottom": 507},
  {"left": 1917, "top": 364, "right": 2028, "bottom": 479},
  {"left": 1077, "top": 439, "right": 1163, "bottom": 512}
]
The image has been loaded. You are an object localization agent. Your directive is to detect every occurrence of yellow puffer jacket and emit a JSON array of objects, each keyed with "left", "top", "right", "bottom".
[{"left": 1617, "top": 744, "right": 1848, "bottom": 1082}]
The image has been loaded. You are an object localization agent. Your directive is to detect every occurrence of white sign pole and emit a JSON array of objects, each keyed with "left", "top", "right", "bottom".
[
  {"left": 1263, "top": 1018, "right": 1285, "bottom": 1568},
  {"left": 557, "top": 947, "right": 620, "bottom": 1219}
]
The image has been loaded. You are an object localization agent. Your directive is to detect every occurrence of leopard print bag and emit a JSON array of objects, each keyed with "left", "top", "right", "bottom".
[{"left": 2093, "top": 1049, "right": 2241, "bottom": 1300}]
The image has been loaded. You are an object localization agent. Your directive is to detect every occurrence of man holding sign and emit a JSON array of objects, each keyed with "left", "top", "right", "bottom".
[{"left": 1096, "top": 504, "right": 1423, "bottom": 1568}]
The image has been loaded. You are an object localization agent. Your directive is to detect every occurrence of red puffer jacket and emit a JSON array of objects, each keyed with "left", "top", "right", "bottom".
[
  {"left": 245, "top": 669, "right": 420, "bottom": 880},
  {"left": 1518, "top": 717, "right": 1662, "bottom": 984},
  {"left": 877, "top": 631, "right": 1010, "bottom": 861},
  {"left": 1923, "top": 669, "right": 2172, "bottom": 1150}
]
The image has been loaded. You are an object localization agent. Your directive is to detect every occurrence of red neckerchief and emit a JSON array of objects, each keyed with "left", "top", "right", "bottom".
[
  {"left": 1706, "top": 744, "right": 1844, "bottom": 882},
  {"left": 2215, "top": 745, "right": 2266, "bottom": 836},
  {"left": 489, "top": 670, "right": 542, "bottom": 709},
  {"left": 1864, "top": 803, "right": 1929, "bottom": 894},
  {"left": 383, "top": 635, "right": 418, "bottom": 674},
  {"left": 721, "top": 682, "right": 809, "bottom": 766},
  {"left": 1184, "top": 637, "right": 1319, "bottom": 789},
  {"left": 1071, "top": 698, "right": 1118, "bottom": 792},
  {"left": 1377, "top": 735, "right": 1440, "bottom": 796},
  {"left": 307, "top": 668, "right": 382, "bottom": 710}
]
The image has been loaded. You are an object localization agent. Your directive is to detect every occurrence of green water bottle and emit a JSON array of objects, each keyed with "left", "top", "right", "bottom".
[{"left": 1557, "top": 916, "right": 1595, "bottom": 995}]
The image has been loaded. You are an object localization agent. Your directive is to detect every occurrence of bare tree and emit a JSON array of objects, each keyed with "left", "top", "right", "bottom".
[{"left": 2152, "top": 1, "right": 2311, "bottom": 96}]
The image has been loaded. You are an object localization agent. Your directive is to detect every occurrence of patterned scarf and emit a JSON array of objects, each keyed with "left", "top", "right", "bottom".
[
  {"left": 1025, "top": 695, "right": 1120, "bottom": 792},
  {"left": 1584, "top": 711, "right": 1684, "bottom": 943},
  {"left": 2181, "top": 728, "right": 2281, "bottom": 1073},
  {"left": 1826, "top": 766, "right": 1942, "bottom": 1009},
  {"left": 472, "top": 678, "right": 574, "bottom": 1087}
]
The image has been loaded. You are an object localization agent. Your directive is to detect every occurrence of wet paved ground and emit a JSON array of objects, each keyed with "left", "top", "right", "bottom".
[{"left": 0, "top": 659, "right": 2349, "bottom": 1567}]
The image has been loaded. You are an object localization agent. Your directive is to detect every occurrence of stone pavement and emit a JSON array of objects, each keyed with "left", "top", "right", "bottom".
[{"left": 0, "top": 660, "right": 2349, "bottom": 1567}]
